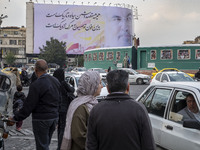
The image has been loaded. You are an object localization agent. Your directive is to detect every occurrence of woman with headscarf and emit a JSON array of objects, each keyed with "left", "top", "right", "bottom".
[
  {"left": 53, "top": 68, "right": 75, "bottom": 150},
  {"left": 61, "top": 71, "right": 102, "bottom": 150}
]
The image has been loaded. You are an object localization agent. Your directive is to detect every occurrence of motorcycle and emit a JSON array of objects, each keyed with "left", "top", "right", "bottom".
[{"left": 0, "top": 72, "right": 16, "bottom": 150}]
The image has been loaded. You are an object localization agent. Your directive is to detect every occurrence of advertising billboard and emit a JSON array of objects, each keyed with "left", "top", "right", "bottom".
[{"left": 34, "top": 4, "right": 133, "bottom": 54}]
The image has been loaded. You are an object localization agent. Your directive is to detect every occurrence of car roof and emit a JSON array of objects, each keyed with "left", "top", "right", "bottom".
[
  {"left": 158, "top": 71, "right": 184, "bottom": 74},
  {"left": 160, "top": 68, "right": 179, "bottom": 70},
  {"left": 66, "top": 74, "right": 81, "bottom": 78},
  {"left": 117, "top": 68, "right": 135, "bottom": 70},
  {"left": 89, "top": 68, "right": 103, "bottom": 69},
  {"left": 150, "top": 81, "right": 200, "bottom": 90}
]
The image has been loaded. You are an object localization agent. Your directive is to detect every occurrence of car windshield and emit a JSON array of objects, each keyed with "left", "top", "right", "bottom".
[
  {"left": 77, "top": 68, "right": 87, "bottom": 71},
  {"left": 162, "top": 69, "right": 178, "bottom": 72},
  {"left": 76, "top": 76, "right": 105, "bottom": 87},
  {"left": 94, "top": 69, "right": 106, "bottom": 73},
  {"left": 168, "top": 72, "right": 194, "bottom": 81},
  {"left": 130, "top": 69, "right": 139, "bottom": 74},
  {"left": 75, "top": 77, "right": 80, "bottom": 85}
]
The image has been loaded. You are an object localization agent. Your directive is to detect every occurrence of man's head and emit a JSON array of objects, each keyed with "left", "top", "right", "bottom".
[
  {"left": 35, "top": 59, "right": 48, "bottom": 77},
  {"left": 104, "top": 7, "right": 132, "bottom": 47},
  {"left": 17, "top": 85, "right": 23, "bottom": 92},
  {"left": 106, "top": 70, "right": 129, "bottom": 93},
  {"left": 186, "top": 94, "right": 199, "bottom": 113}
]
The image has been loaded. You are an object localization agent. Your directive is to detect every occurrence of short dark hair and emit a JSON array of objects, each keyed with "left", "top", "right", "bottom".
[
  {"left": 35, "top": 59, "right": 48, "bottom": 72},
  {"left": 17, "top": 85, "right": 23, "bottom": 92},
  {"left": 106, "top": 70, "right": 129, "bottom": 93},
  {"left": 186, "top": 93, "right": 194, "bottom": 100}
]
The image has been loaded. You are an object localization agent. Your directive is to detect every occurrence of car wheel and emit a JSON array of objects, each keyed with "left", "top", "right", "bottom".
[{"left": 136, "top": 78, "right": 143, "bottom": 85}]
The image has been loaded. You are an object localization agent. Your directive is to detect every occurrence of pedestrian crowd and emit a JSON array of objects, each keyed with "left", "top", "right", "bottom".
[{"left": 9, "top": 59, "right": 156, "bottom": 150}]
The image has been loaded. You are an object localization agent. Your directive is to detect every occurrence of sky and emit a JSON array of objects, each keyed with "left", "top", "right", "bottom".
[{"left": 0, "top": 0, "right": 200, "bottom": 47}]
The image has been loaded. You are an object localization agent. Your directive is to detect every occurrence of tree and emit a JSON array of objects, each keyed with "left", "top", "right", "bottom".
[
  {"left": 4, "top": 52, "right": 16, "bottom": 66},
  {"left": 39, "top": 37, "right": 67, "bottom": 67},
  {"left": 75, "top": 55, "right": 84, "bottom": 67}
]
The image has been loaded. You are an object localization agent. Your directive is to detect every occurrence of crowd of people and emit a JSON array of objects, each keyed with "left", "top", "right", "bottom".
[
  {"left": 6, "top": 59, "right": 155, "bottom": 150},
  {"left": 7, "top": 58, "right": 200, "bottom": 150}
]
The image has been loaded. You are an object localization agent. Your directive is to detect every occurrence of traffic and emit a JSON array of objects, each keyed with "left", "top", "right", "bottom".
[{"left": 0, "top": 66, "right": 200, "bottom": 150}]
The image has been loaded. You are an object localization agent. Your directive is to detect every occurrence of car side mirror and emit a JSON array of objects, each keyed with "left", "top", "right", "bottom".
[
  {"left": 0, "top": 75, "right": 11, "bottom": 91},
  {"left": 183, "top": 119, "right": 200, "bottom": 130}
]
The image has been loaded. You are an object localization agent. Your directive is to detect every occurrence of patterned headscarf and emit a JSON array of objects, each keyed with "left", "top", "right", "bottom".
[{"left": 61, "top": 71, "right": 100, "bottom": 150}]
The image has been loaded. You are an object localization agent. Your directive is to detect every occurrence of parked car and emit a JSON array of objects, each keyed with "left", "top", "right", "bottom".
[
  {"left": 0, "top": 72, "right": 17, "bottom": 149},
  {"left": 87, "top": 68, "right": 107, "bottom": 80},
  {"left": 65, "top": 74, "right": 108, "bottom": 102},
  {"left": 47, "top": 68, "right": 56, "bottom": 76},
  {"left": 136, "top": 82, "right": 200, "bottom": 150},
  {"left": 71, "top": 67, "right": 87, "bottom": 75},
  {"left": 117, "top": 68, "right": 150, "bottom": 85},
  {"left": 151, "top": 67, "right": 194, "bottom": 79},
  {"left": 151, "top": 71, "right": 194, "bottom": 84}
]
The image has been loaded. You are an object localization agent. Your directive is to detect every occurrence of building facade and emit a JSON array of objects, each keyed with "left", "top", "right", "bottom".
[{"left": 0, "top": 26, "right": 26, "bottom": 67}]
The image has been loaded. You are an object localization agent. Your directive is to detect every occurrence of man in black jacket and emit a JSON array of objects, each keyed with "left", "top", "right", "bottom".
[
  {"left": 86, "top": 70, "right": 155, "bottom": 150},
  {"left": 12, "top": 59, "right": 61, "bottom": 150}
]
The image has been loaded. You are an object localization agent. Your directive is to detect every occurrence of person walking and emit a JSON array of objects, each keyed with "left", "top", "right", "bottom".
[
  {"left": 53, "top": 68, "right": 75, "bottom": 150},
  {"left": 21, "top": 67, "right": 29, "bottom": 86},
  {"left": 11, "top": 59, "right": 61, "bottom": 150},
  {"left": 11, "top": 67, "right": 21, "bottom": 86},
  {"left": 61, "top": 71, "right": 102, "bottom": 150},
  {"left": 86, "top": 70, "right": 156, "bottom": 150},
  {"left": 13, "top": 84, "right": 26, "bottom": 131},
  {"left": 195, "top": 67, "right": 200, "bottom": 80},
  {"left": 107, "top": 66, "right": 111, "bottom": 72}
]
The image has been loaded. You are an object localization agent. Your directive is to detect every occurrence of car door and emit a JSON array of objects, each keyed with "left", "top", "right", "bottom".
[
  {"left": 160, "top": 89, "right": 200, "bottom": 150},
  {"left": 127, "top": 70, "right": 137, "bottom": 83},
  {"left": 138, "top": 87, "right": 173, "bottom": 146}
]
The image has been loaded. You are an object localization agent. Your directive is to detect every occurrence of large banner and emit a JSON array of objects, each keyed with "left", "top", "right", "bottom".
[{"left": 34, "top": 4, "right": 133, "bottom": 54}]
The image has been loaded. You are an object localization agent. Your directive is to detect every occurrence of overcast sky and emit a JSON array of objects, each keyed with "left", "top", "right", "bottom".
[{"left": 1, "top": 0, "right": 200, "bottom": 46}]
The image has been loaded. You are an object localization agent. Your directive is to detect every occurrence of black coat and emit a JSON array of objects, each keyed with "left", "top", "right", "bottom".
[
  {"left": 13, "top": 91, "right": 26, "bottom": 115},
  {"left": 60, "top": 81, "right": 75, "bottom": 112},
  {"left": 14, "top": 74, "right": 61, "bottom": 121},
  {"left": 87, "top": 93, "right": 156, "bottom": 150}
]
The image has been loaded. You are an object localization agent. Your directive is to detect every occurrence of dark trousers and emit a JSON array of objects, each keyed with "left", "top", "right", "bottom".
[
  {"left": 57, "top": 112, "right": 67, "bottom": 150},
  {"left": 32, "top": 118, "right": 58, "bottom": 150},
  {"left": 16, "top": 121, "right": 23, "bottom": 129}
]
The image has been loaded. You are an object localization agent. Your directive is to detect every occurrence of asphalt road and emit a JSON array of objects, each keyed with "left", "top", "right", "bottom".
[{"left": 4, "top": 84, "right": 149, "bottom": 150}]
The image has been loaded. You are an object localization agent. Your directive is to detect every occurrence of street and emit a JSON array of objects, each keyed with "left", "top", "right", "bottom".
[{"left": 4, "top": 84, "right": 149, "bottom": 150}]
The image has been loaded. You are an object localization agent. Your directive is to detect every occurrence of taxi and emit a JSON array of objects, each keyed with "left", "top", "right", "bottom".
[
  {"left": 1, "top": 67, "right": 22, "bottom": 75},
  {"left": 151, "top": 67, "right": 194, "bottom": 79}
]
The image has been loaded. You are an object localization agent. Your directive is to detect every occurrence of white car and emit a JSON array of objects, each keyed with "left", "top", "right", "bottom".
[
  {"left": 151, "top": 71, "right": 194, "bottom": 84},
  {"left": 47, "top": 68, "right": 56, "bottom": 76},
  {"left": 117, "top": 68, "right": 150, "bottom": 85},
  {"left": 65, "top": 74, "right": 108, "bottom": 102},
  {"left": 71, "top": 67, "right": 87, "bottom": 75},
  {"left": 87, "top": 68, "right": 107, "bottom": 80},
  {"left": 136, "top": 82, "right": 200, "bottom": 150}
]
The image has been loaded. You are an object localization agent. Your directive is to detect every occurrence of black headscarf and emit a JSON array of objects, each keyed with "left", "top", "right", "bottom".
[{"left": 53, "top": 68, "right": 65, "bottom": 83}]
